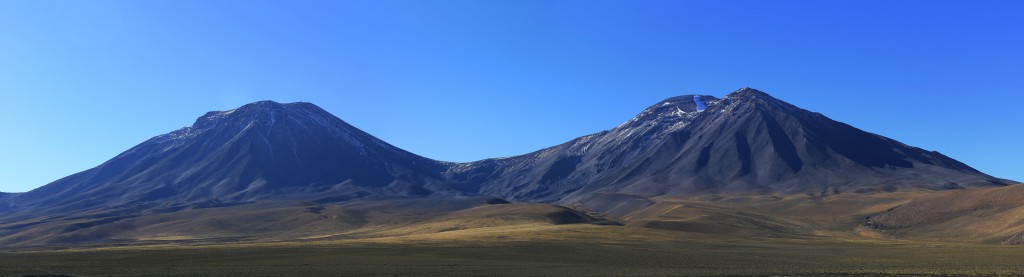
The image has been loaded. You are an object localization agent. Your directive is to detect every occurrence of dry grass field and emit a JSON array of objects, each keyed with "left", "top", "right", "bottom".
[
  {"left": 3, "top": 224, "right": 1024, "bottom": 277},
  {"left": 4, "top": 186, "right": 1024, "bottom": 276}
]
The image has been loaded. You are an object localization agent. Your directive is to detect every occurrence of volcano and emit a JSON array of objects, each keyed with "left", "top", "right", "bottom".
[
  {"left": 3, "top": 101, "right": 453, "bottom": 217},
  {"left": 0, "top": 88, "right": 1010, "bottom": 232},
  {"left": 449, "top": 88, "right": 1006, "bottom": 211}
]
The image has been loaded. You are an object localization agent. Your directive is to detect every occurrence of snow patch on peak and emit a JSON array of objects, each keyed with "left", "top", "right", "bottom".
[
  {"left": 668, "top": 107, "right": 687, "bottom": 117},
  {"left": 693, "top": 95, "right": 707, "bottom": 112}
]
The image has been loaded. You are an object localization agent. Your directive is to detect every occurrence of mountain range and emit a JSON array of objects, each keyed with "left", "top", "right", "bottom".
[
  {"left": 447, "top": 89, "right": 999, "bottom": 208},
  {"left": 0, "top": 88, "right": 1015, "bottom": 247}
]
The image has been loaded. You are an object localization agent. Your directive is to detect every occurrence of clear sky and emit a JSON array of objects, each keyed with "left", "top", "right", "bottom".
[{"left": 1, "top": 0, "right": 1021, "bottom": 192}]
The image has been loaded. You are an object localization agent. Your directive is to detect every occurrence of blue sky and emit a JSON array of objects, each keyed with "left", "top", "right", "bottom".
[{"left": 1, "top": 0, "right": 1021, "bottom": 192}]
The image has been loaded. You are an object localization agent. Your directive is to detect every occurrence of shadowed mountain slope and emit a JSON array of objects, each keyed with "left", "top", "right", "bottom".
[
  {"left": 3, "top": 89, "right": 1009, "bottom": 216},
  {"left": 0, "top": 88, "right": 1014, "bottom": 248},
  {"left": 1, "top": 101, "right": 454, "bottom": 218},
  {"left": 449, "top": 88, "right": 1008, "bottom": 209},
  {"left": 0, "top": 192, "right": 13, "bottom": 212}
]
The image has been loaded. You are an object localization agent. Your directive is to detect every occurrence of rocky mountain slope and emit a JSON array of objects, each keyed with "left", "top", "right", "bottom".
[
  {"left": 0, "top": 192, "right": 13, "bottom": 211},
  {"left": 449, "top": 88, "right": 1007, "bottom": 210},
  {"left": 0, "top": 88, "right": 1014, "bottom": 247},
  {"left": 1, "top": 101, "right": 453, "bottom": 218}
]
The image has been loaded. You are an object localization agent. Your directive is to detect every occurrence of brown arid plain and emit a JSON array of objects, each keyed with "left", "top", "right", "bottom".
[{"left": 3, "top": 184, "right": 1024, "bottom": 276}]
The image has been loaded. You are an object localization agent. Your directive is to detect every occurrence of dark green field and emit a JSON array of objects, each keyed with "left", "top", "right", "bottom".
[{"left": 3, "top": 229, "right": 1024, "bottom": 277}]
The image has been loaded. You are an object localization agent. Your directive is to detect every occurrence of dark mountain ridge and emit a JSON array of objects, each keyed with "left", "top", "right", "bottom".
[
  {"left": 2, "top": 101, "right": 453, "bottom": 217},
  {"left": 0, "top": 88, "right": 1010, "bottom": 217},
  {"left": 0, "top": 192, "right": 13, "bottom": 211},
  {"left": 447, "top": 88, "right": 1003, "bottom": 208}
]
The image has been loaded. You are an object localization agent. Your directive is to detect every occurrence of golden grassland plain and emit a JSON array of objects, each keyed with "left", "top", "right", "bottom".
[
  {"left": 3, "top": 224, "right": 1024, "bottom": 277},
  {"left": 4, "top": 187, "right": 1024, "bottom": 276}
]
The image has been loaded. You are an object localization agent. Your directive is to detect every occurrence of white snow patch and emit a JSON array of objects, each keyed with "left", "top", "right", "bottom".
[{"left": 693, "top": 95, "right": 707, "bottom": 112}]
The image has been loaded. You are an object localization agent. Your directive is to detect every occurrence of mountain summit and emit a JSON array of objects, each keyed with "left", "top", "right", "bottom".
[
  {"left": 2, "top": 89, "right": 1010, "bottom": 218},
  {"left": 449, "top": 88, "right": 1006, "bottom": 210},
  {"left": 7, "top": 101, "right": 450, "bottom": 215}
]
